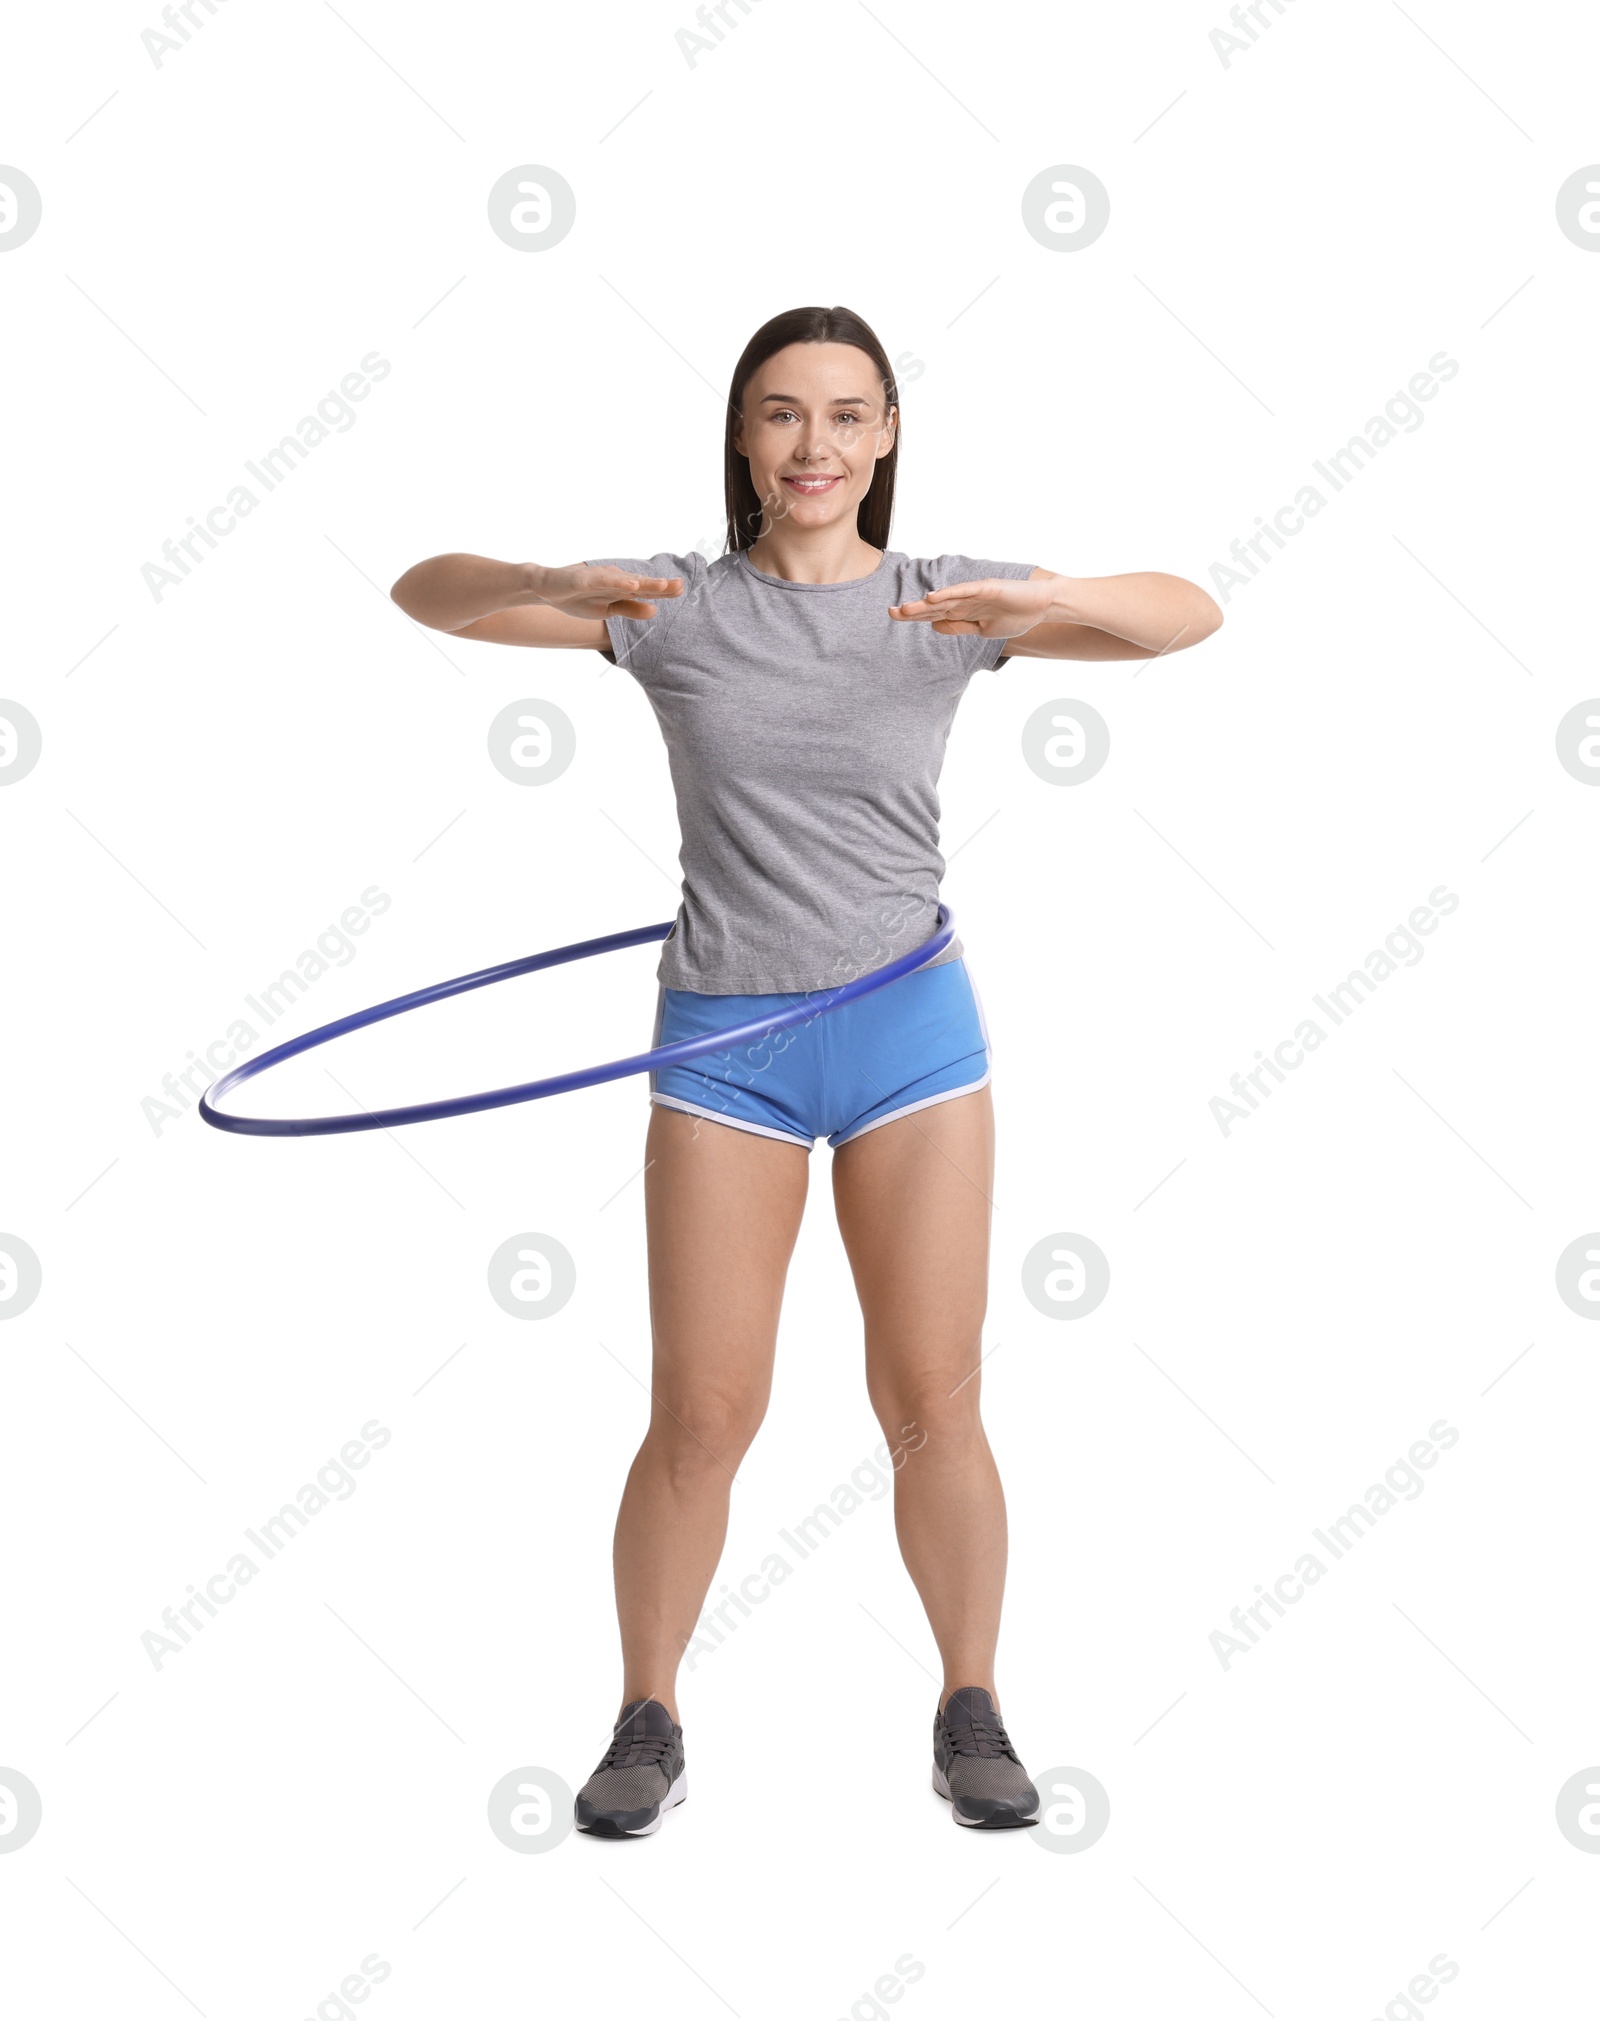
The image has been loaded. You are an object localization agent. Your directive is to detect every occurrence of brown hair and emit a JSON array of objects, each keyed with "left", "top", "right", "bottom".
[{"left": 722, "top": 306, "right": 900, "bottom": 555}]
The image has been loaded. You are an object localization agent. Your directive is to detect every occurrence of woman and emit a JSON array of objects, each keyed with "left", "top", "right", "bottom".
[{"left": 391, "top": 305, "right": 1221, "bottom": 1836}]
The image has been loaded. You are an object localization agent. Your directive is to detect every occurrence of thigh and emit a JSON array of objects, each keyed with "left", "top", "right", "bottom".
[
  {"left": 642, "top": 1103, "right": 812, "bottom": 1424},
  {"left": 830, "top": 1085, "right": 996, "bottom": 1400}
]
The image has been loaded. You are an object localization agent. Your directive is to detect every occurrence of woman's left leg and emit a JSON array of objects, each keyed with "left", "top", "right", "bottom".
[{"left": 830, "top": 1084, "right": 1005, "bottom": 1700}]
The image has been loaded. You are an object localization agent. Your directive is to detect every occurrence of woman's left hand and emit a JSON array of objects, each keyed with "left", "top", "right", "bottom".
[
  {"left": 890, "top": 568, "right": 1224, "bottom": 660},
  {"left": 888, "top": 576, "right": 1057, "bottom": 638}
]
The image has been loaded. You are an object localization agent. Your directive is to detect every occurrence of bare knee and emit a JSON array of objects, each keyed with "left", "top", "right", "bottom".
[
  {"left": 868, "top": 1373, "right": 984, "bottom": 1464},
  {"left": 646, "top": 1384, "right": 768, "bottom": 1484}
]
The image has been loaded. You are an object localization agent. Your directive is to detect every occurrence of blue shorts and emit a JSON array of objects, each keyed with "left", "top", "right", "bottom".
[{"left": 648, "top": 956, "right": 993, "bottom": 1150}]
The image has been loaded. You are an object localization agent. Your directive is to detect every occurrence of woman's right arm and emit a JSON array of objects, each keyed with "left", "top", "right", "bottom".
[{"left": 388, "top": 555, "right": 683, "bottom": 648}]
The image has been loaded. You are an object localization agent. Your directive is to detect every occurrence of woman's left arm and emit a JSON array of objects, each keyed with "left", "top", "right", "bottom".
[{"left": 890, "top": 566, "right": 1223, "bottom": 661}]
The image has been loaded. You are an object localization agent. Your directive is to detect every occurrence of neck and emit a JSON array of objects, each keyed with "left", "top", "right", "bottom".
[{"left": 745, "top": 526, "right": 883, "bottom": 584}]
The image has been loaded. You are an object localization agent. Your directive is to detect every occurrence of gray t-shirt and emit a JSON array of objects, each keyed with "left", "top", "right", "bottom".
[{"left": 586, "top": 547, "right": 1037, "bottom": 994}]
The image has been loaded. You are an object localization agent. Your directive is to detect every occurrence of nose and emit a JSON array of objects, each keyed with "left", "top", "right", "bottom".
[{"left": 797, "top": 419, "right": 845, "bottom": 466}]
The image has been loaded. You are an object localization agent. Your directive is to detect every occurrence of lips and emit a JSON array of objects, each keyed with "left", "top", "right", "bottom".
[{"left": 782, "top": 474, "right": 843, "bottom": 493}]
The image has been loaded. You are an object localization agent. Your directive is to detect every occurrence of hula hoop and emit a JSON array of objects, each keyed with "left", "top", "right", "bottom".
[{"left": 199, "top": 905, "right": 956, "bottom": 1138}]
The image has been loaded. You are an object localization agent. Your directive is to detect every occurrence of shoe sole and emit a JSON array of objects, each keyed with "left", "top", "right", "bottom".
[
  {"left": 932, "top": 1763, "right": 1039, "bottom": 1829},
  {"left": 577, "top": 1770, "right": 688, "bottom": 1838}
]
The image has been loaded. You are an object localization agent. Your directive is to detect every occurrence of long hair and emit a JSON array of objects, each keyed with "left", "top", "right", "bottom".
[{"left": 722, "top": 306, "right": 899, "bottom": 555}]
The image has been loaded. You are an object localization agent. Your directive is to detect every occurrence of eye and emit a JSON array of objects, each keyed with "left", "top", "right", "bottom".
[{"left": 767, "top": 408, "right": 869, "bottom": 426}]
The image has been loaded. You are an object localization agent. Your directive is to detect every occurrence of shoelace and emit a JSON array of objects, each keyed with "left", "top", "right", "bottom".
[
  {"left": 947, "top": 1708, "right": 1020, "bottom": 1763},
  {"left": 601, "top": 1721, "right": 674, "bottom": 1772}
]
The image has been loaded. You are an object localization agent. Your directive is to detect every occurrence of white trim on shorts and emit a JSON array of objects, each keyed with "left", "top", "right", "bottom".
[
  {"left": 962, "top": 958, "right": 994, "bottom": 1054},
  {"left": 648, "top": 1091, "right": 813, "bottom": 1148},
  {"left": 648, "top": 981, "right": 666, "bottom": 1094},
  {"left": 829, "top": 1065, "right": 993, "bottom": 1149}
]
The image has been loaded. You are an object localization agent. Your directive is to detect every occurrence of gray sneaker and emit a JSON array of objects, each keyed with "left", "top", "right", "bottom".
[
  {"left": 575, "top": 1699, "right": 687, "bottom": 1838},
  {"left": 932, "top": 1686, "right": 1039, "bottom": 1828}
]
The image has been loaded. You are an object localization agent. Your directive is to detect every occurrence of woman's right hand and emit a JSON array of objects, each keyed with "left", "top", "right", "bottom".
[
  {"left": 390, "top": 553, "right": 685, "bottom": 639},
  {"left": 532, "top": 563, "right": 685, "bottom": 621}
]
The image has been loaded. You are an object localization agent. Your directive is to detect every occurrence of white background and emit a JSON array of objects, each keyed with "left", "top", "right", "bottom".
[{"left": 2, "top": 0, "right": 1598, "bottom": 2015}]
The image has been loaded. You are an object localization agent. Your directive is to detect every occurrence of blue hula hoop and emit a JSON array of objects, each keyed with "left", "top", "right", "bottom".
[{"left": 198, "top": 905, "right": 956, "bottom": 1138}]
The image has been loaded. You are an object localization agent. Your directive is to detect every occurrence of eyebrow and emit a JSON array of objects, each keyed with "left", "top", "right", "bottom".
[{"left": 759, "top": 392, "right": 873, "bottom": 405}]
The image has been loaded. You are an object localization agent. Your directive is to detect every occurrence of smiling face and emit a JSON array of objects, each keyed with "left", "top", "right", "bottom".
[{"left": 732, "top": 341, "right": 897, "bottom": 538}]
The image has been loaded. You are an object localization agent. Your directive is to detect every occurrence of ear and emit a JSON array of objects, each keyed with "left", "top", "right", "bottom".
[{"left": 876, "top": 408, "right": 897, "bottom": 459}]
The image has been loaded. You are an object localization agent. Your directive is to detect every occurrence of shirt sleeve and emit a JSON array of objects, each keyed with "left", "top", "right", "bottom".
[
  {"left": 932, "top": 555, "right": 1040, "bottom": 673},
  {"left": 581, "top": 551, "right": 705, "bottom": 682}
]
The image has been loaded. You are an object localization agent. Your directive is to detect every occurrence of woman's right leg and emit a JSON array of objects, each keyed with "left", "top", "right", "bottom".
[{"left": 612, "top": 1102, "right": 811, "bottom": 1719}]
